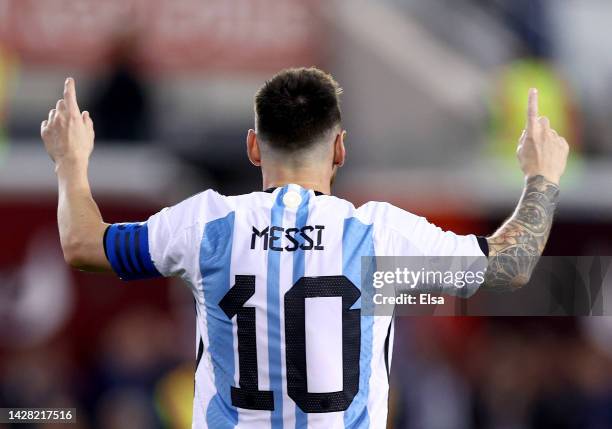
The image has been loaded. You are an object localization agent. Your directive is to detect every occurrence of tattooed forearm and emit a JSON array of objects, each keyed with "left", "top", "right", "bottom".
[{"left": 484, "top": 175, "right": 560, "bottom": 291}]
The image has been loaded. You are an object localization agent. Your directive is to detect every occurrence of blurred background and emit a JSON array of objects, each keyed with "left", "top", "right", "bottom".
[{"left": 1, "top": 0, "right": 612, "bottom": 427}]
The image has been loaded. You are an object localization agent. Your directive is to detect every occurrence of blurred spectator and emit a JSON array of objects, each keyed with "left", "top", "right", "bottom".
[
  {"left": 89, "top": 308, "right": 179, "bottom": 428},
  {"left": 487, "top": 57, "right": 582, "bottom": 183},
  {"left": 89, "top": 34, "right": 152, "bottom": 142},
  {"left": 155, "top": 363, "right": 195, "bottom": 429},
  {"left": 391, "top": 317, "right": 612, "bottom": 429},
  {"left": 492, "top": 0, "right": 552, "bottom": 58},
  {"left": 0, "top": 43, "right": 15, "bottom": 162}
]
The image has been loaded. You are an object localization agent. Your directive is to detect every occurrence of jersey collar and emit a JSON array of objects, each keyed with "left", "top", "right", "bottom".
[{"left": 264, "top": 187, "right": 325, "bottom": 196}]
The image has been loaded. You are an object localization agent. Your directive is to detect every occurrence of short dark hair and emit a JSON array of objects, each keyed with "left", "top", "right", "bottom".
[{"left": 254, "top": 67, "right": 342, "bottom": 152}]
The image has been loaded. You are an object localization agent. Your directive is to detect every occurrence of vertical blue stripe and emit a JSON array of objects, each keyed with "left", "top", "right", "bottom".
[
  {"left": 292, "top": 189, "right": 311, "bottom": 429},
  {"left": 342, "top": 217, "right": 375, "bottom": 429},
  {"left": 200, "top": 212, "right": 238, "bottom": 429},
  {"left": 268, "top": 187, "right": 288, "bottom": 429}
]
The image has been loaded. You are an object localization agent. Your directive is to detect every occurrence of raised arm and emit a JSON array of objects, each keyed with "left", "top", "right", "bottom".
[
  {"left": 41, "top": 78, "right": 111, "bottom": 271},
  {"left": 484, "top": 89, "right": 569, "bottom": 291}
]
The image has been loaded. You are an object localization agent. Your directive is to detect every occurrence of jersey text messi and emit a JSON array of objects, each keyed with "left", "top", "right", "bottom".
[{"left": 250, "top": 225, "right": 325, "bottom": 251}]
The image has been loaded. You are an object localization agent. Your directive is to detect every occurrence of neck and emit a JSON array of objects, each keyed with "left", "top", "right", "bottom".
[{"left": 262, "top": 167, "right": 332, "bottom": 195}]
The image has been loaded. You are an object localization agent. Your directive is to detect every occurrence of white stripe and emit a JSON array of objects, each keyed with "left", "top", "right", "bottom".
[
  {"left": 280, "top": 205, "right": 297, "bottom": 428},
  {"left": 303, "top": 196, "right": 349, "bottom": 428},
  {"left": 366, "top": 231, "right": 393, "bottom": 429},
  {"left": 191, "top": 218, "right": 214, "bottom": 429},
  {"left": 232, "top": 194, "right": 273, "bottom": 427}
]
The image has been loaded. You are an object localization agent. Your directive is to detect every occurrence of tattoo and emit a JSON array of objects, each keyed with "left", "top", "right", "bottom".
[{"left": 485, "top": 175, "right": 559, "bottom": 291}]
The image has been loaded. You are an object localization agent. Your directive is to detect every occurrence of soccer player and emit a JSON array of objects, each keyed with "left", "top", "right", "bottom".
[{"left": 41, "top": 69, "right": 568, "bottom": 428}]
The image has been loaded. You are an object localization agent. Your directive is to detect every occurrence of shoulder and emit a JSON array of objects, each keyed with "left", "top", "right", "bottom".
[
  {"left": 355, "top": 201, "right": 422, "bottom": 229},
  {"left": 152, "top": 189, "right": 232, "bottom": 232},
  {"left": 158, "top": 189, "right": 285, "bottom": 225}
]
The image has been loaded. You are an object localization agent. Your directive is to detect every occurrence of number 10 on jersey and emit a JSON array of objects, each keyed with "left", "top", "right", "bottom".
[{"left": 219, "top": 275, "right": 361, "bottom": 413}]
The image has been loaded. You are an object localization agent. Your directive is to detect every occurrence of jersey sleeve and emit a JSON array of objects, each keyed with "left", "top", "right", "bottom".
[
  {"left": 363, "top": 202, "right": 489, "bottom": 298},
  {"left": 398, "top": 214, "right": 488, "bottom": 257},
  {"left": 363, "top": 202, "right": 488, "bottom": 257},
  {"left": 104, "top": 190, "right": 226, "bottom": 281}
]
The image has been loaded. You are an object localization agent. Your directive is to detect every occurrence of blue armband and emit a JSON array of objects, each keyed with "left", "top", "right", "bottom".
[{"left": 103, "top": 223, "right": 162, "bottom": 281}]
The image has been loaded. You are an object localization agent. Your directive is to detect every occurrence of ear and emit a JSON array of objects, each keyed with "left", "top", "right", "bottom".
[
  {"left": 246, "top": 129, "right": 262, "bottom": 167},
  {"left": 333, "top": 130, "right": 347, "bottom": 167}
]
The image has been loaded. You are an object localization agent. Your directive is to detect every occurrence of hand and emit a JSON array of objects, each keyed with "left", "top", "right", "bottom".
[
  {"left": 41, "top": 78, "right": 94, "bottom": 167},
  {"left": 517, "top": 88, "right": 569, "bottom": 185}
]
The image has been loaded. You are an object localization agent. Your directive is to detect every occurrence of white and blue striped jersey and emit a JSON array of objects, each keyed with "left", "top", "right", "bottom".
[{"left": 104, "top": 184, "right": 488, "bottom": 429}]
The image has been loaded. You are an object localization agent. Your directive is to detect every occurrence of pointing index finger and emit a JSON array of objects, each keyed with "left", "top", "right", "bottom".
[
  {"left": 63, "top": 77, "right": 79, "bottom": 113},
  {"left": 527, "top": 88, "right": 538, "bottom": 132}
]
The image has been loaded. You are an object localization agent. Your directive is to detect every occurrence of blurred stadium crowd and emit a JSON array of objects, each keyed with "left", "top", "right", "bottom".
[{"left": 1, "top": 0, "right": 612, "bottom": 428}]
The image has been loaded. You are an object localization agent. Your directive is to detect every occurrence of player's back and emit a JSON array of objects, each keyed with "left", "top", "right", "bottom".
[
  {"left": 106, "top": 183, "right": 486, "bottom": 428},
  {"left": 187, "top": 184, "right": 392, "bottom": 429}
]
